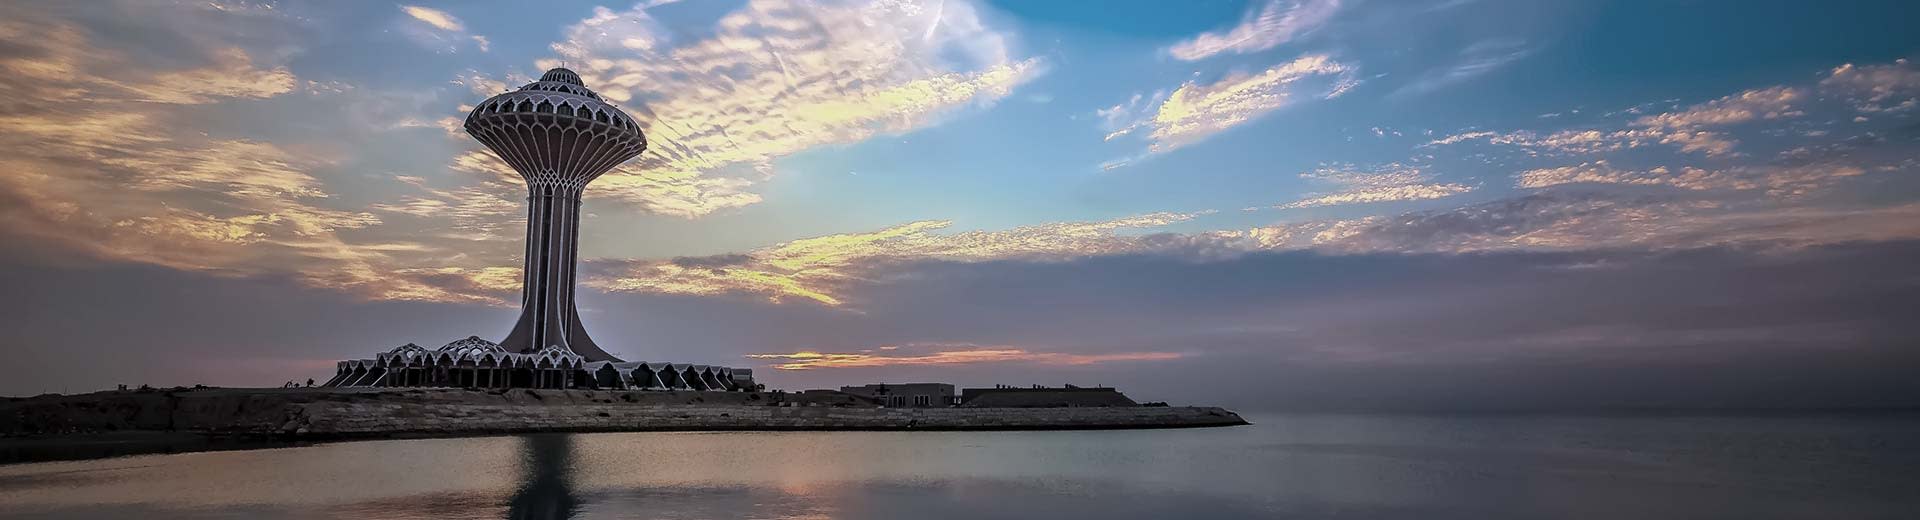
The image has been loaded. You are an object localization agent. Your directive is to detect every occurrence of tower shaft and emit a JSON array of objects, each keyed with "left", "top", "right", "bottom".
[{"left": 500, "top": 184, "right": 616, "bottom": 361}]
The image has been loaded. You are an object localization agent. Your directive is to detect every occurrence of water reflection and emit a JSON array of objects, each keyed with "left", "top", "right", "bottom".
[
  {"left": 508, "top": 435, "right": 578, "bottom": 520},
  {"left": 1, "top": 414, "right": 1917, "bottom": 519}
]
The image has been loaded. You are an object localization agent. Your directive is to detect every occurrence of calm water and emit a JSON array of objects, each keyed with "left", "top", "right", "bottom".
[{"left": 2, "top": 413, "right": 1917, "bottom": 519}]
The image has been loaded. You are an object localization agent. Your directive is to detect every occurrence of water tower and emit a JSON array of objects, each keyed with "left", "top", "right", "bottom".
[{"left": 463, "top": 68, "right": 646, "bottom": 361}]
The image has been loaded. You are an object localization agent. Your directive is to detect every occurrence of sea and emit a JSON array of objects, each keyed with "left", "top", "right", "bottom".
[{"left": 1, "top": 412, "right": 1916, "bottom": 519}]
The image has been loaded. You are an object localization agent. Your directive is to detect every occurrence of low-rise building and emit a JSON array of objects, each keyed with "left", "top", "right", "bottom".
[
  {"left": 959, "top": 384, "right": 1138, "bottom": 408},
  {"left": 838, "top": 383, "right": 954, "bottom": 407}
]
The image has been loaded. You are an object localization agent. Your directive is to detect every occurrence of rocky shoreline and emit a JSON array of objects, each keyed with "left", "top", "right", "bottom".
[{"left": 1, "top": 388, "right": 1247, "bottom": 463}]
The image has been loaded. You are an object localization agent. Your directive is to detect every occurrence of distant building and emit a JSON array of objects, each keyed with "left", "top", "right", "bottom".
[
  {"left": 787, "top": 389, "right": 879, "bottom": 407},
  {"left": 839, "top": 383, "right": 954, "bottom": 407},
  {"left": 959, "top": 384, "right": 1138, "bottom": 408}
]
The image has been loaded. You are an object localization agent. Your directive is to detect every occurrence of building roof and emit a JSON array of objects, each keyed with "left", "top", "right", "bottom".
[{"left": 959, "top": 387, "right": 1138, "bottom": 408}]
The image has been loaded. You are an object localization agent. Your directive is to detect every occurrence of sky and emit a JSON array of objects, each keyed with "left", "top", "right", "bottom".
[{"left": 2, "top": 0, "right": 1918, "bottom": 410}]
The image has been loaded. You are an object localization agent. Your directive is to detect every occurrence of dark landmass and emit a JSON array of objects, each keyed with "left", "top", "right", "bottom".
[{"left": 0, "top": 387, "right": 1247, "bottom": 464}]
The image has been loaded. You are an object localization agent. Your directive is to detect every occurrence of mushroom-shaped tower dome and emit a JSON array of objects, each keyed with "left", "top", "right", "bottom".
[{"left": 462, "top": 68, "right": 646, "bottom": 189}]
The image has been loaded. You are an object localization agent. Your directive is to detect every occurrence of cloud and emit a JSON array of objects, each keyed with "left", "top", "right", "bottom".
[
  {"left": 1279, "top": 184, "right": 1475, "bottom": 209},
  {"left": 400, "top": 5, "right": 463, "bottom": 31},
  {"left": 12, "top": 228, "right": 1920, "bottom": 408},
  {"left": 1517, "top": 161, "right": 1739, "bottom": 191},
  {"left": 1423, "top": 130, "right": 1496, "bottom": 146},
  {"left": 1391, "top": 39, "right": 1535, "bottom": 97},
  {"left": 445, "top": 149, "right": 765, "bottom": 220},
  {"left": 1150, "top": 55, "right": 1357, "bottom": 151},
  {"left": 1168, "top": 0, "right": 1343, "bottom": 61},
  {"left": 595, "top": 212, "right": 1203, "bottom": 305},
  {"left": 1245, "top": 193, "right": 1920, "bottom": 255},
  {"left": 370, "top": 174, "right": 524, "bottom": 241},
  {"left": 1619, "top": 86, "right": 1801, "bottom": 155},
  {"left": 120, "top": 48, "right": 298, "bottom": 104},
  {"left": 1277, "top": 163, "right": 1474, "bottom": 209},
  {"left": 589, "top": 165, "right": 767, "bottom": 219},
  {"left": 5, "top": 3, "right": 1915, "bottom": 333},
  {"left": 1515, "top": 154, "right": 1879, "bottom": 198},
  {"left": 1819, "top": 58, "right": 1920, "bottom": 113},
  {"left": 1095, "top": 90, "right": 1165, "bottom": 141},
  {"left": 0, "top": 14, "right": 513, "bottom": 306},
  {"left": 1105, "top": 54, "right": 1356, "bottom": 159},
  {"left": 0, "top": 21, "right": 295, "bottom": 105},
  {"left": 536, "top": 0, "right": 1041, "bottom": 217},
  {"left": 1633, "top": 86, "right": 1804, "bottom": 130},
  {"left": 1426, "top": 86, "right": 1809, "bottom": 157},
  {"left": 399, "top": 5, "right": 489, "bottom": 53},
  {"left": 595, "top": 158, "right": 1917, "bottom": 309},
  {"left": 595, "top": 156, "right": 1920, "bottom": 307},
  {"left": 451, "top": 72, "right": 510, "bottom": 97},
  {"left": 746, "top": 344, "right": 1184, "bottom": 370}
]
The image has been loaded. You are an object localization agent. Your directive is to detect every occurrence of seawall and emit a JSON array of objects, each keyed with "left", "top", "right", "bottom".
[
  {"left": 3, "top": 388, "right": 1247, "bottom": 440},
  {"left": 294, "top": 400, "right": 1246, "bottom": 435}
]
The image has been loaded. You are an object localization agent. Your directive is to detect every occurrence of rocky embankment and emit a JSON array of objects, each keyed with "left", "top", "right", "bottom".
[{"left": 1, "top": 387, "right": 1247, "bottom": 461}]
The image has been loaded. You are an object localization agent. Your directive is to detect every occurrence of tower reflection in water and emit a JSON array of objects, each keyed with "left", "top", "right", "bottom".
[{"left": 508, "top": 434, "right": 579, "bottom": 520}]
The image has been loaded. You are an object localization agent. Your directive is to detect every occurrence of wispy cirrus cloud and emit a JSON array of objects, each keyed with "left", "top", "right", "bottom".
[
  {"left": 1146, "top": 54, "right": 1357, "bottom": 151},
  {"left": 1391, "top": 39, "right": 1536, "bottom": 97},
  {"left": 0, "top": 13, "right": 518, "bottom": 306},
  {"left": 1426, "top": 80, "right": 1822, "bottom": 158},
  {"left": 1244, "top": 193, "right": 1920, "bottom": 255},
  {"left": 594, "top": 212, "right": 1204, "bottom": 306},
  {"left": 400, "top": 5, "right": 461, "bottom": 31},
  {"left": 1277, "top": 163, "right": 1474, "bottom": 209},
  {"left": 590, "top": 45, "right": 1915, "bottom": 306},
  {"left": 1417, "top": 61, "right": 1914, "bottom": 208},
  {"left": 1102, "top": 54, "right": 1357, "bottom": 168},
  {"left": 1168, "top": 0, "right": 1343, "bottom": 61},
  {"left": 399, "top": 5, "right": 489, "bottom": 52},
  {"left": 746, "top": 344, "right": 1184, "bottom": 370},
  {"left": 593, "top": 185, "right": 1920, "bottom": 310},
  {"left": 370, "top": 174, "right": 523, "bottom": 242},
  {"left": 514, "top": 0, "right": 1041, "bottom": 218},
  {"left": 120, "top": 47, "right": 298, "bottom": 104}
]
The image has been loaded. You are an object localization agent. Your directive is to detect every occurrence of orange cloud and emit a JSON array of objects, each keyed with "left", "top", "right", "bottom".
[
  {"left": 1276, "top": 163, "right": 1473, "bottom": 209},
  {"left": 745, "top": 346, "right": 1185, "bottom": 370},
  {"left": 1428, "top": 85, "right": 1811, "bottom": 158},
  {"left": 0, "top": 16, "right": 508, "bottom": 306},
  {"left": 595, "top": 212, "right": 1202, "bottom": 305}
]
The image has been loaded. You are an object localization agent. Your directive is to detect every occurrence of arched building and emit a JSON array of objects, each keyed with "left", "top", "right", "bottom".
[{"left": 322, "top": 336, "right": 755, "bottom": 391}]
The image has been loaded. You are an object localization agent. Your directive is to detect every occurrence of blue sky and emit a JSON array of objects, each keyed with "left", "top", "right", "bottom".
[{"left": 2, "top": 0, "right": 1918, "bottom": 408}]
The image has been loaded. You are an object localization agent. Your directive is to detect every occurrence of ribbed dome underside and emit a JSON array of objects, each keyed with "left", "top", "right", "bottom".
[{"left": 465, "top": 96, "right": 647, "bottom": 189}]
